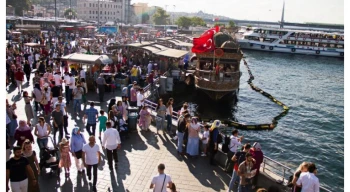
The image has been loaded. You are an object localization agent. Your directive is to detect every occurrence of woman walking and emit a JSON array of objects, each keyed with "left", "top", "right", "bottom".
[
  {"left": 14, "top": 120, "right": 34, "bottom": 147},
  {"left": 23, "top": 60, "right": 31, "bottom": 83},
  {"left": 116, "top": 101, "right": 124, "bottom": 119},
  {"left": 156, "top": 99, "right": 167, "bottom": 134},
  {"left": 70, "top": 128, "right": 86, "bottom": 173},
  {"left": 41, "top": 86, "right": 51, "bottom": 116},
  {"left": 34, "top": 117, "right": 51, "bottom": 151},
  {"left": 23, "top": 91, "right": 34, "bottom": 126},
  {"left": 139, "top": 105, "right": 151, "bottom": 131},
  {"left": 7, "top": 100, "right": 18, "bottom": 137},
  {"left": 186, "top": 117, "right": 200, "bottom": 157},
  {"left": 22, "top": 140, "right": 40, "bottom": 192},
  {"left": 33, "top": 83, "right": 44, "bottom": 113},
  {"left": 122, "top": 97, "right": 129, "bottom": 121},
  {"left": 166, "top": 98, "right": 174, "bottom": 134},
  {"left": 59, "top": 138, "right": 72, "bottom": 178},
  {"left": 250, "top": 142, "right": 264, "bottom": 189}
]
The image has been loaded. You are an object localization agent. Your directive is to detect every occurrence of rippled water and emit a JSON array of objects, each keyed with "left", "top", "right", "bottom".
[{"left": 176, "top": 51, "right": 344, "bottom": 191}]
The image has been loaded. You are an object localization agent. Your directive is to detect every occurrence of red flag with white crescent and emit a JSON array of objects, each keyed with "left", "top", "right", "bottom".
[{"left": 191, "top": 27, "right": 219, "bottom": 53}]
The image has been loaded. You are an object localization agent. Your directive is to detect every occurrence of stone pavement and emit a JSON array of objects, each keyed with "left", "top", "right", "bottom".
[{"left": 7, "top": 81, "right": 232, "bottom": 192}]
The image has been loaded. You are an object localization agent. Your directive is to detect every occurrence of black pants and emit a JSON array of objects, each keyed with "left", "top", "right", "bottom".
[
  {"left": 86, "top": 164, "right": 98, "bottom": 186},
  {"left": 53, "top": 124, "right": 63, "bottom": 144},
  {"left": 34, "top": 101, "right": 44, "bottom": 112},
  {"left": 63, "top": 115, "right": 69, "bottom": 135},
  {"left": 225, "top": 151, "right": 235, "bottom": 171},
  {"left": 65, "top": 86, "right": 69, "bottom": 101},
  {"left": 209, "top": 144, "right": 218, "bottom": 165},
  {"left": 106, "top": 148, "right": 118, "bottom": 169},
  {"left": 25, "top": 73, "right": 31, "bottom": 82},
  {"left": 86, "top": 123, "right": 96, "bottom": 136},
  {"left": 130, "top": 101, "right": 137, "bottom": 107},
  {"left": 98, "top": 85, "right": 105, "bottom": 102}
]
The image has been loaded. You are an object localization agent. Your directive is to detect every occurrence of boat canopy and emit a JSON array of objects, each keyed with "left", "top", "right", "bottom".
[{"left": 61, "top": 53, "right": 112, "bottom": 64}]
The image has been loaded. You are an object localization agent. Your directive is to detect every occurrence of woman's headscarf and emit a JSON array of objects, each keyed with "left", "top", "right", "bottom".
[
  {"left": 210, "top": 120, "right": 221, "bottom": 131},
  {"left": 17, "top": 120, "right": 31, "bottom": 131},
  {"left": 72, "top": 127, "right": 79, "bottom": 135},
  {"left": 253, "top": 142, "right": 262, "bottom": 151},
  {"left": 34, "top": 83, "right": 41, "bottom": 91},
  {"left": 108, "top": 99, "right": 116, "bottom": 112}
]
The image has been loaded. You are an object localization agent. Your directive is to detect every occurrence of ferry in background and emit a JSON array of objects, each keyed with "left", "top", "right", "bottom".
[{"left": 237, "top": 27, "right": 344, "bottom": 57}]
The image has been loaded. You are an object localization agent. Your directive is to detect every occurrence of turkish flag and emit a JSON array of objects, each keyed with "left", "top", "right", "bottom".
[{"left": 192, "top": 27, "right": 219, "bottom": 53}]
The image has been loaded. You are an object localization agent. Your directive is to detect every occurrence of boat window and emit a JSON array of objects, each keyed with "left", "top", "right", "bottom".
[
  {"left": 329, "top": 44, "right": 335, "bottom": 48},
  {"left": 337, "top": 44, "right": 343, "bottom": 49}
]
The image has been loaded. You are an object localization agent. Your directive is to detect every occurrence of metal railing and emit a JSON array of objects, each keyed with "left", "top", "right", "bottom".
[{"left": 262, "top": 156, "right": 332, "bottom": 192}]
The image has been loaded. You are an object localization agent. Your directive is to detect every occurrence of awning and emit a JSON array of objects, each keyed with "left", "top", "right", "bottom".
[
  {"left": 81, "top": 38, "right": 96, "bottom": 41},
  {"left": 24, "top": 43, "right": 46, "bottom": 47},
  {"left": 61, "top": 53, "right": 112, "bottom": 64},
  {"left": 156, "top": 49, "right": 188, "bottom": 58},
  {"left": 85, "top": 26, "right": 96, "bottom": 29}
]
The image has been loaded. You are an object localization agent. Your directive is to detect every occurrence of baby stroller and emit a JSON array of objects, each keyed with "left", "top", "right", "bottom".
[
  {"left": 39, "top": 136, "right": 60, "bottom": 176},
  {"left": 117, "top": 117, "right": 129, "bottom": 140}
]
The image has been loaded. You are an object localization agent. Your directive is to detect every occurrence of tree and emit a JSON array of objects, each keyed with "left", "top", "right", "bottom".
[
  {"left": 176, "top": 16, "right": 192, "bottom": 29},
  {"left": 141, "top": 13, "right": 150, "bottom": 24},
  {"left": 152, "top": 7, "right": 169, "bottom": 25},
  {"left": 64, "top": 8, "right": 77, "bottom": 19},
  {"left": 191, "top": 16, "right": 206, "bottom": 26},
  {"left": 7, "top": 0, "right": 31, "bottom": 16},
  {"left": 228, "top": 20, "right": 236, "bottom": 28}
]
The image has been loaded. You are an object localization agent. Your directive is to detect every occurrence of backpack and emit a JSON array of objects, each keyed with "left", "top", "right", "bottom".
[
  {"left": 216, "top": 130, "right": 223, "bottom": 144},
  {"left": 221, "top": 135, "right": 231, "bottom": 153}
]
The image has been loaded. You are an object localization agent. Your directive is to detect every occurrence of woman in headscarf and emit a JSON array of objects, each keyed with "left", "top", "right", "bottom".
[
  {"left": 186, "top": 117, "right": 200, "bottom": 157},
  {"left": 22, "top": 139, "right": 40, "bottom": 192},
  {"left": 209, "top": 120, "right": 221, "bottom": 165},
  {"left": 23, "top": 91, "right": 34, "bottom": 126},
  {"left": 7, "top": 99, "right": 18, "bottom": 137},
  {"left": 108, "top": 98, "right": 116, "bottom": 113},
  {"left": 139, "top": 105, "right": 151, "bottom": 131},
  {"left": 14, "top": 120, "right": 34, "bottom": 147},
  {"left": 33, "top": 83, "right": 43, "bottom": 112},
  {"left": 122, "top": 96, "right": 129, "bottom": 121},
  {"left": 250, "top": 142, "right": 264, "bottom": 189},
  {"left": 70, "top": 128, "right": 86, "bottom": 173}
]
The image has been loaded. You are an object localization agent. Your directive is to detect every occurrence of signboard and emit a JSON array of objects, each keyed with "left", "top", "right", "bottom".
[{"left": 99, "top": 26, "right": 117, "bottom": 34}]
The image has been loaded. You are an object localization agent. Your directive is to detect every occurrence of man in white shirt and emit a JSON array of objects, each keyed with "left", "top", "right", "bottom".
[
  {"left": 79, "top": 68, "right": 86, "bottom": 81},
  {"left": 147, "top": 61, "right": 153, "bottom": 74},
  {"left": 137, "top": 88, "right": 145, "bottom": 108},
  {"left": 63, "top": 72, "right": 70, "bottom": 102},
  {"left": 102, "top": 121, "right": 121, "bottom": 171},
  {"left": 225, "top": 129, "right": 243, "bottom": 172},
  {"left": 150, "top": 164, "right": 172, "bottom": 192},
  {"left": 53, "top": 71, "right": 62, "bottom": 93},
  {"left": 68, "top": 73, "right": 76, "bottom": 104},
  {"left": 82, "top": 136, "right": 101, "bottom": 191},
  {"left": 296, "top": 163, "right": 320, "bottom": 192}
]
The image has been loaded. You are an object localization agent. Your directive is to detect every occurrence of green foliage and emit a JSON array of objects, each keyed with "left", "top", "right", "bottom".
[
  {"left": 228, "top": 20, "right": 235, "bottom": 28},
  {"left": 152, "top": 8, "right": 169, "bottom": 25},
  {"left": 7, "top": 0, "right": 31, "bottom": 16},
  {"left": 176, "top": 16, "right": 192, "bottom": 29},
  {"left": 215, "top": 22, "right": 225, "bottom": 27},
  {"left": 191, "top": 16, "right": 206, "bottom": 26},
  {"left": 64, "top": 8, "right": 77, "bottom": 19},
  {"left": 141, "top": 13, "right": 150, "bottom": 24}
]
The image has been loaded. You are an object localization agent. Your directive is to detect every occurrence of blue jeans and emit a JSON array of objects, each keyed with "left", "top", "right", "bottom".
[
  {"left": 37, "top": 138, "right": 48, "bottom": 149},
  {"left": 238, "top": 184, "right": 251, "bottom": 192},
  {"left": 177, "top": 132, "right": 184, "bottom": 153},
  {"left": 66, "top": 88, "right": 72, "bottom": 104},
  {"left": 73, "top": 99, "right": 81, "bottom": 113},
  {"left": 228, "top": 170, "right": 240, "bottom": 192},
  {"left": 166, "top": 115, "right": 172, "bottom": 132}
]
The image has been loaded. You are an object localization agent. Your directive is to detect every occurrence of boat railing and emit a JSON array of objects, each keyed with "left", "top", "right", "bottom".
[
  {"left": 196, "top": 70, "right": 241, "bottom": 82},
  {"left": 262, "top": 156, "right": 332, "bottom": 192}
]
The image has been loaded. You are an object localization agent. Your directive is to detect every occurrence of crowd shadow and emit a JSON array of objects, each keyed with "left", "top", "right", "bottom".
[
  {"left": 140, "top": 130, "right": 160, "bottom": 150},
  {"left": 60, "top": 178, "right": 73, "bottom": 191},
  {"left": 74, "top": 172, "right": 89, "bottom": 191}
]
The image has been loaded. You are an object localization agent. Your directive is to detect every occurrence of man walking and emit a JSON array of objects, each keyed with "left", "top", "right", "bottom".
[
  {"left": 63, "top": 72, "right": 70, "bottom": 103},
  {"left": 82, "top": 136, "right": 101, "bottom": 192},
  {"left": 6, "top": 146, "right": 37, "bottom": 192},
  {"left": 150, "top": 164, "right": 173, "bottom": 192},
  {"left": 96, "top": 74, "right": 107, "bottom": 102},
  {"left": 52, "top": 103, "right": 64, "bottom": 143},
  {"left": 237, "top": 153, "right": 256, "bottom": 192},
  {"left": 68, "top": 73, "right": 76, "bottom": 104},
  {"left": 225, "top": 129, "right": 243, "bottom": 172},
  {"left": 14, "top": 68, "right": 25, "bottom": 94},
  {"left": 73, "top": 83, "right": 84, "bottom": 115},
  {"left": 129, "top": 82, "right": 138, "bottom": 107},
  {"left": 102, "top": 121, "right": 121, "bottom": 171},
  {"left": 84, "top": 102, "right": 99, "bottom": 136},
  {"left": 54, "top": 96, "right": 70, "bottom": 138}
]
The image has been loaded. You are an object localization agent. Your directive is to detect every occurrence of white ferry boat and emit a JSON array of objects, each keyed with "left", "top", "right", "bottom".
[{"left": 237, "top": 27, "right": 344, "bottom": 57}]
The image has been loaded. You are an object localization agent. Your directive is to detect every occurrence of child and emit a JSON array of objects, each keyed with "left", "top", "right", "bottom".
[
  {"left": 59, "top": 138, "right": 71, "bottom": 178},
  {"left": 98, "top": 110, "right": 108, "bottom": 138},
  {"left": 201, "top": 124, "right": 210, "bottom": 156}
]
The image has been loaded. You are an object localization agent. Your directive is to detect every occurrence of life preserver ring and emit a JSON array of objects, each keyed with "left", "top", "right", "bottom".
[
  {"left": 279, "top": 35, "right": 282, "bottom": 39},
  {"left": 214, "top": 48, "right": 224, "bottom": 57},
  {"left": 340, "top": 52, "right": 344, "bottom": 57},
  {"left": 291, "top": 48, "right": 296, "bottom": 52},
  {"left": 269, "top": 46, "right": 274, "bottom": 50},
  {"left": 316, "top": 50, "right": 320, "bottom": 55},
  {"left": 261, "top": 45, "right": 265, "bottom": 49}
]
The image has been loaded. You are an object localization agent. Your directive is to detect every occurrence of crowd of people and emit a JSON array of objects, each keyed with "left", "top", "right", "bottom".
[{"left": 5, "top": 28, "right": 321, "bottom": 192}]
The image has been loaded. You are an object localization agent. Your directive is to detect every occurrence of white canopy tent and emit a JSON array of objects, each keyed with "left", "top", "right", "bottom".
[{"left": 61, "top": 53, "right": 112, "bottom": 64}]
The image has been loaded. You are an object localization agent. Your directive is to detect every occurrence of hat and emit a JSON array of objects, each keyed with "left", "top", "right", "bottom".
[{"left": 61, "top": 138, "right": 68, "bottom": 145}]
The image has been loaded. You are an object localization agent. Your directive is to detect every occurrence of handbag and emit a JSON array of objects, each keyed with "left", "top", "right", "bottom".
[{"left": 40, "top": 96, "right": 48, "bottom": 105}]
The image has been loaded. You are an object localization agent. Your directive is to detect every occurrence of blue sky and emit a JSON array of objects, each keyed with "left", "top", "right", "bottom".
[{"left": 131, "top": 0, "right": 344, "bottom": 24}]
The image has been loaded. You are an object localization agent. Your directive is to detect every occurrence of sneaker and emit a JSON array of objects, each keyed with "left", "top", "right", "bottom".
[{"left": 201, "top": 154, "right": 207, "bottom": 156}]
